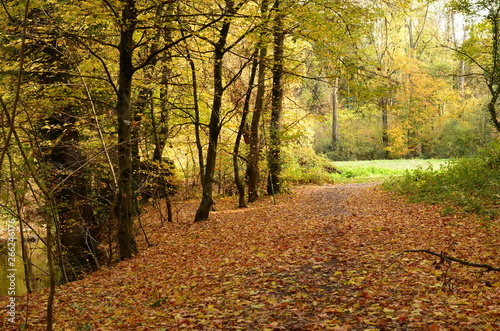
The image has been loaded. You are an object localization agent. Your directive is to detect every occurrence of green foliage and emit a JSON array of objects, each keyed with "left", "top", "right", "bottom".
[
  {"left": 136, "top": 159, "right": 178, "bottom": 200},
  {"left": 311, "top": 92, "right": 491, "bottom": 160},
  {"left": 313, "top": 109, "right": 388, "bottom": 161},
  {"left": 281, "top": 145, "right": 339, "bottom": 184},
  {"left": 386, "top": 141, "right": 500, "bottom": 218},
  {"left": 429, "top": 116, "right": 492, "bottom": 158},
  {"left": 331, "top": 159, "right": 446, "bottom": 182},
  {"left": 282, "top": 149, "right": 445, "bottom": 184}
]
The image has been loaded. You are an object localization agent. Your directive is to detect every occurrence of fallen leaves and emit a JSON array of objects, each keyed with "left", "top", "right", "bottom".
[{"left": 1, "top": 183, "right": 499, "bottom": 330}]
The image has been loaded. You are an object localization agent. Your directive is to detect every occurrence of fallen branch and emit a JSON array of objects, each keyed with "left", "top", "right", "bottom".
[{"left": 400, "top": 249, "right": 500, "bottom": 272}]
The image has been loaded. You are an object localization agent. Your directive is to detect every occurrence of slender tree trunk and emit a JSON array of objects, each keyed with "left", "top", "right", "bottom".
[
  {"left": 451, "top": 11, "right": 467, "bottom": 99},
  {"left": 132, "top": 88, "right": 148, "bottom": 216},
  {"left": 153, "top": 81, "right": 174, "bottom": 223},
  {"left": 459, "top": 60, "right": 466, "bottom": 98},
  {"left": 247, "top": 0, "right": 270, "bottom": 203},
  {"left": 380, "top": 97, "right": 390, "bottom": 158},
  {"left": 152, "top": 95, "right": 169, "bottom": 162},
  {"left": 180, "top": 20, "right": 206, "bottom": 185},
  {"left": 154, "top": 5, "right": 175, "bottom": 223},
  {"left": 459, "top": 27, "right": 468, "bottom": 99},
  {"left": 46, "top": 222, "right": 54, "bottom": 331},
  {"left": 45, "top": 205, "right": 57, "bottom": 331},
  {"left": 151, "top": 1, "right": 173, "bottom": 162},
  {"left": 487, "top": 10, "right": 500, "bottom": 132},
  {"left": 331, "top": 77, "right": 339, "bottom": 152},
  {"left": 246, "top": 50, "right": 267, "bottom": 202},
  {"left": 194, "top": 1, "right": 235, "bottom": 222},
  {"left": 7, "top": 152, "right": 32, "bottom": 293},
  {"left": 234, "top": 52, "right": 258, "bottom": 208},
  {"left": 382, "top": 106, "right": 389, "bottom": 155},
  {"left": 487, "top": 93, "right": 500, "bottom": 132},
  {"left": 186, "top": 49, "right": 205, "bottom": 184},
  {"left": 115, "top": 0, "right": 138, "bottom": 260},
  {"left": 267, "top": 0, "right": 284, "bottom": 195}
]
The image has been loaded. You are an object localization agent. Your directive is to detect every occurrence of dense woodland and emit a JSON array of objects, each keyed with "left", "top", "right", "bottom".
[{"left": 1, "top": 0, "right": 500, "bottom": 329}]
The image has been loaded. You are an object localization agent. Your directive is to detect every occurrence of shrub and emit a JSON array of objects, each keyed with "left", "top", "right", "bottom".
[
  {"left": 282, "top": 145, "right": 339, "bottom": 184},
  {"left": 386, "top": 141, "right": 500, "bottom": 219}
]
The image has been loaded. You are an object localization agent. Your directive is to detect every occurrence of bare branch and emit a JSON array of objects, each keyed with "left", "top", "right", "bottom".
[
  {"left": 399, "top": 249, "right": 500, "bottom": 272},
  {"left": 441, "top": 43, "right": 489, "bottom": 75}
]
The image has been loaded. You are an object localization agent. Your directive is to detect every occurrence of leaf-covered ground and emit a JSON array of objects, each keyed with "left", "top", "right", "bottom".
[{"left": 2, "top": 183, "right": 500, "bottom": 330}]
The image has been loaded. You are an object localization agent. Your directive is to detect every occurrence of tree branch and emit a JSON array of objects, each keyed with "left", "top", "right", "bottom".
[
  {"left": 441, "top": 44, "right": 489, "bottom": 75},
  {"left": 133, "top": 14, "right": 226, "bottom": 73},
  {"left": 0, "top": 0, "right": 30, "bottom": 175},
  {"left": 0, "top": 0, "right": 15, "bottom": 23},
  {"left": 399, "top": 249, "right": 500, "bottom": 272},
  {"left": 70, "top": 36, "right": 119, "bottom": 95}
]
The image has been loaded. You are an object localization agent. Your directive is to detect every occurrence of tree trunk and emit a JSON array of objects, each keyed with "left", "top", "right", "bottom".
[
  {"left": 487, "top": 93, "right": 500, "bottom": 132},
  {"left": 267, "top": 0, "right": 284, "bottom": 195},
  {"left": 194, "top": 0, "right": 235, "bottom": 222},
  {"left": 50, "top": 133, "right": 100, "bottom": 279},
  {"left": 153, "top": 80, "right": 174, "bottom": 223},
  {"left": 234, "top": 52, "right": 258, "bottom": 208},
  {"left": 331, "top": 77, "right": 339, "bottom": 152},
  {"left": 380, "top": 97, "right": 390, "bottom": 158},
  {"left": 186, "top": 48, "right": 205, "bottom": 184},
  {"left": 247, "top": 0, "right": 270, "bottom": 203},
  {"left": 132, "top": 88, "right": 148, "bottom": 216},
  {"left": 459, "top": 60, "right": 466, "bottom": 98},
  {"left": 45, "top": 209, "right": 55, "bottom": 331},
  {"left": 7, "top": 153, "right": 32, "bottom": 293},
  {"left": 115, "top": 0, "right": 138, "bottom": 260},
  {"left": 451, "top": 11, "right": 466, "bottom": 98},
  {"left": 487, "top": 10, "right": 500, "bottom": 132}
]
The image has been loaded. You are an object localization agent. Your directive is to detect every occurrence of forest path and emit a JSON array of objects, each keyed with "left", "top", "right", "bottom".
[{"left": 3, "top": 183, "right": 500, "bottom": 330}]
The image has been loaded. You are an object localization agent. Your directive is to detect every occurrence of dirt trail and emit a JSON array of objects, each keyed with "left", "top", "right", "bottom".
[
  {"left": 1, "top": 183, "right": 499, "bottom": 330},
  {"left": 297, "top": 183, "right": 379, "bottom": 218}
]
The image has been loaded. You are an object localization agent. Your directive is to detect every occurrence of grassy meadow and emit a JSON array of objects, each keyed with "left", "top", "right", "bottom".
[
  {"left": 330, "top": 158, "right": 448, "bottom": 182},
  {"left": 282, "top": 152, "right": 448, "bottom": 185},
  {"left": 334, "top": 159, "right": 447, "bottom": 179}
]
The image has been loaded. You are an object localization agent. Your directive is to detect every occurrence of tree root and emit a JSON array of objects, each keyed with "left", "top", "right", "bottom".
[{"left": 399, "top": 249, "right": 500, "bottom": 272}]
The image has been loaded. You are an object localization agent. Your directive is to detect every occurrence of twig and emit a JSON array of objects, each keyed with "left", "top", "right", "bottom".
[{"left": 399, "top": 249, "right": 500, "bottom": 272}]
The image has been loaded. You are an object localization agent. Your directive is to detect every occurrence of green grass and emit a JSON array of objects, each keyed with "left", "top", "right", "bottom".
[{"left": 331, "top": 159, "right": 448, "bottom": 182}]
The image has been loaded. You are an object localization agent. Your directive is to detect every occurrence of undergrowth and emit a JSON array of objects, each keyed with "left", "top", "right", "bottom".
[
  {"left": 283, "top": 146, "right": 447, "bottom": 184},
  {"left": 282, "top": 146, "right": 339, "bottom": 184},
  {"left": 385, "top": 142, "right": 500, "bottom": 219}
]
